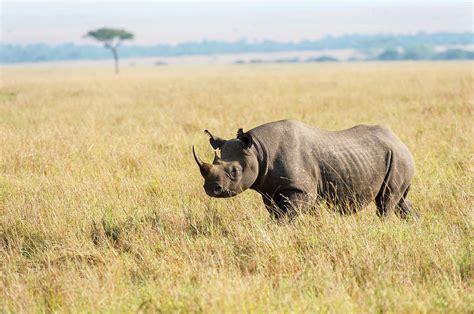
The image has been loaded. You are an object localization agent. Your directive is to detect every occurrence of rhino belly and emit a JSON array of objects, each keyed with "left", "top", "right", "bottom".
[{"left": 318, "top": 148, "right": 386, "bottom": 211}]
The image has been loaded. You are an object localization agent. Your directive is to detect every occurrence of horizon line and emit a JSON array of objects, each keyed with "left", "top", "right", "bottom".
[{"left": 2, "top": 31, "right": 473, "bottom": 47}]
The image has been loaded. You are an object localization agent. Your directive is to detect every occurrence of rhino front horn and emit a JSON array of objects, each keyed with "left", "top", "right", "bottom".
[{"left": 192, "top": 145, "right": 212, "bottom": 177}]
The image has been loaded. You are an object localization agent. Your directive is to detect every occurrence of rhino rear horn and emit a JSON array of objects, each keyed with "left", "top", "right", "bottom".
[
  {"left": 213, "top": 150, "right": 220, "bottom": 163},
  {"left": 204, "top": 130, "right": 226, "bottom": 149}
]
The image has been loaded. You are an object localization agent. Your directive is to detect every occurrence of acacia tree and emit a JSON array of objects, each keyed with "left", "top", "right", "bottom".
[{"left": 84, "top": 28, "right": 134, "bottom": 73}]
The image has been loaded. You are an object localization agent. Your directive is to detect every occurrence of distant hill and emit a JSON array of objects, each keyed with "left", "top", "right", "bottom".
[{"left": 1, "top": 32, "right": 473, "bottom": 64}]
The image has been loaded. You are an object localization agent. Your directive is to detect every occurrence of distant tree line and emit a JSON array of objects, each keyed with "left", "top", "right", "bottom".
[
  {"left": 373, "top": 45, "right": 474, "bottom": 61},
  {"left": 1, "top": 32, "right": 473, "bottom": 64},
  {"left": 234, "top": 48, "right": 474, "bottom": 64},
  {"left": 235, "top": 55, "right": 339, "bottom": 64}
]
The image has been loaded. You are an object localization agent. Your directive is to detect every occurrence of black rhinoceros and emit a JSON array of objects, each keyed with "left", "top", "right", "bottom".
[{"left": 192, "top": 119, "right": 415, "bottom": 219}]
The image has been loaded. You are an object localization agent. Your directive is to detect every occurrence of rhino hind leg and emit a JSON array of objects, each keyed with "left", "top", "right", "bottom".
[
  {"left": 395, "top": 198, "right": 412, "bottom": 219},
  {"left": 376, "top": 184, "right": 416, "bottom": 220},
  {"left": 394, "top": 187, "right": 419, "bottom": 220},
  {"left": 375, "top": 191, "right": 396, "bottom": 218}
]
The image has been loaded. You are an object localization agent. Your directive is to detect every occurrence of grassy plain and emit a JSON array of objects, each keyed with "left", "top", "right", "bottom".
[{"left": 1, "top": 62, "right": 473, "bottom": 312}]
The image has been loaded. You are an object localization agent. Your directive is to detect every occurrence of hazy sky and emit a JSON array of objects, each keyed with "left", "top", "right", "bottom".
[{"left": 1, "top": 1, "right": 473, "bottom": 45}]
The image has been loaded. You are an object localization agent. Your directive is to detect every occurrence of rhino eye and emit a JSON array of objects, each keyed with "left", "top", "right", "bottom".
[{"left": 229, "top": 167, "right": 240, "bottom": 179}]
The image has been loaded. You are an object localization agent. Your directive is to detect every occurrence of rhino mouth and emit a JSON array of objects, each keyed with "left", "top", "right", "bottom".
[
  {"left": 204, "top": 185, "right": 238, "bottom": 198},
  {"left": 209, "top": 192, "right": 236, "bottom": 198}
]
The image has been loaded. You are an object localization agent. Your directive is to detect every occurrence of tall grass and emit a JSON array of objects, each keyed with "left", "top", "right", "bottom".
[{"left": 1, "top": 62, "right": 473, "bottom": 312}]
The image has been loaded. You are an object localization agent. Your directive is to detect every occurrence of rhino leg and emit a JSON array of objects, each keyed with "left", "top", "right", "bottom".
[
  {"left": 262, "top": 190, "right": 307, "bottom": 220},
  {"left": 375, "top": 192, "right": 397, "bottom": 218},
  {"left": 376, "top": 184, "right": 414, "bottom": 220},
  {"left": 261, "top": 195, "right": 283, "bottom": 220},
  {"left": 394, "top": 187, "right": 419, "bottom": 220},
  {"left": 395, "top": 198, "right": 412, "bottom": 219}
]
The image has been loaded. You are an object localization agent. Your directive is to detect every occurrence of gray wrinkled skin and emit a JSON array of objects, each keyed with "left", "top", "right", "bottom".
[{"left": 193, "top": 119, "right": 416, "bottom": 220}]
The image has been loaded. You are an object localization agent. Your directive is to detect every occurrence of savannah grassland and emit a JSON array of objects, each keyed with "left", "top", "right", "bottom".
[{"left": 0, "top": 62, "right": 473, "bottom": 313}]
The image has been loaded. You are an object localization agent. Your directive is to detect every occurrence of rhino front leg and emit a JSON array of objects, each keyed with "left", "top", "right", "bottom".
[
  {"left": 263, "top": 190, "right": 307, "bottom": 220},
  {"left": 261, "top": 195, "right": 286, "bottom": 220}
]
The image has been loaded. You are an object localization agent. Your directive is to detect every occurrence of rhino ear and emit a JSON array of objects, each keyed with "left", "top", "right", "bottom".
[
  {"left": 237, "top": 129, "right": 253, "bottom": 149},
  {"left": 204, "top": 130, "right": 226, "bottom": 149}
]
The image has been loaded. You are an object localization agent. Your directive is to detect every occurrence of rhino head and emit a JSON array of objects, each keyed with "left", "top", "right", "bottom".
[{"left": 193, "top": 128, "right": 259, "bottom": 198}]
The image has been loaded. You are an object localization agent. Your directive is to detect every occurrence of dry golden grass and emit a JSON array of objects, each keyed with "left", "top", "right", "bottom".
[{"left": 0, "top": 62, "right": 473, "bottom": 312}]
